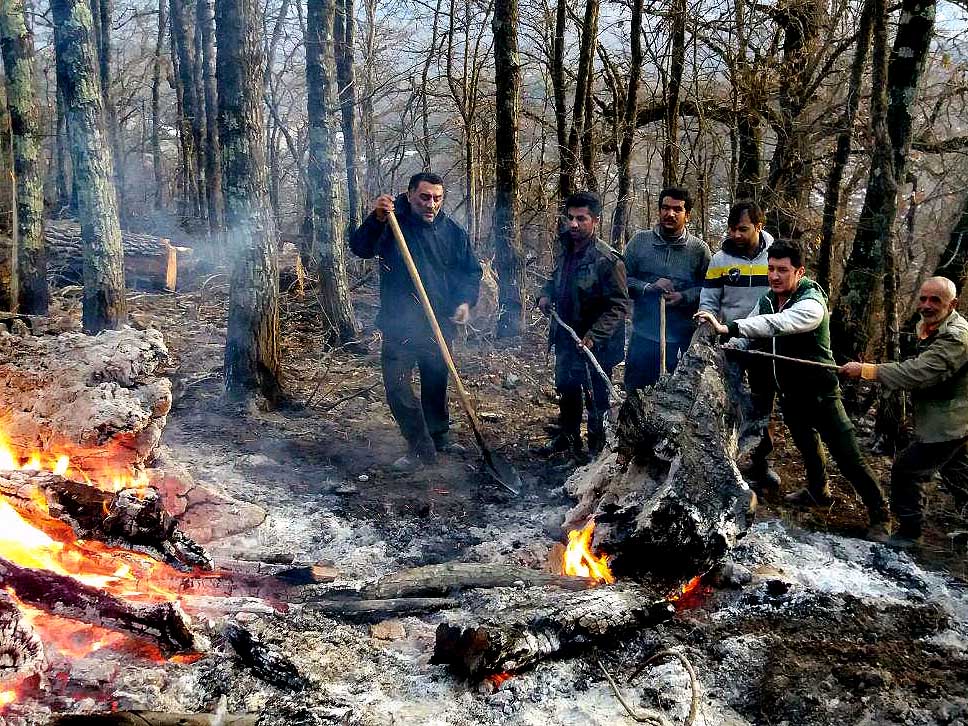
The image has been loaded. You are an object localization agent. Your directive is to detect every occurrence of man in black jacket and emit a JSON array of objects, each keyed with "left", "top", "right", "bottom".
[
  {"left": 536, "top": 191, "right": 629, "bottom": 458},
  {"left": 350, "top": 172, "right": 483, "bottom": 471}
]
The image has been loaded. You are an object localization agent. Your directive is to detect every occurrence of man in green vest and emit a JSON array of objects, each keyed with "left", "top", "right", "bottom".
[
  {"left": 695, "top": 240, "right": 889, "bottom": 538},
  {"left": 841, "top": 276, "right": 968, "bottom": 548}
]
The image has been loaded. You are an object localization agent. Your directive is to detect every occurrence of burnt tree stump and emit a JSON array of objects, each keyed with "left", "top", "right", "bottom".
[
  {"left": 0, "top": 590, "right": 45, "bottom": 679},
  {"left": 563, "top": 327, "right": 757, "bottom": 587}
]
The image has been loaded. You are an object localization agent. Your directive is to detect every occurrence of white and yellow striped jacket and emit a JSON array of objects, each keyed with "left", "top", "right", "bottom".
[{"left": 698, "top": 230, "right": 774, "bottom": 324}]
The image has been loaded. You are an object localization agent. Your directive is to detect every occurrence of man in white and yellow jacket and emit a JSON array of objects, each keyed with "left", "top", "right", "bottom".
[{"left": 699, "top": 201, "right": 777, "bottom": 490}]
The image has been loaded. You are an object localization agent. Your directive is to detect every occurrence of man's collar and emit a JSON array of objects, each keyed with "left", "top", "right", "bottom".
[{"left": 918, "top": 310, "right": 957, "bottom": 339}]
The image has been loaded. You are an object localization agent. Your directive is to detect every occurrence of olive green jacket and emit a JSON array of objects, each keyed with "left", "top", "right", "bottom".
[{"left": 877, "top": 310, "right": 968, "bottom": 443}]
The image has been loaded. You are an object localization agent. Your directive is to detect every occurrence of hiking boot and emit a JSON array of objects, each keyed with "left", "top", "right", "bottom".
[
  {"left": 433, "top": 436, "right": 467, "bottom": 455},
  {"left": 391, "top": 454, "right": 423, "bottom": 473},
  {"left": 784, "top": 486, "right": 834, "bottom": 507},
  {"left": 535, "top": 433, "right": 582, "bottom": 458}
]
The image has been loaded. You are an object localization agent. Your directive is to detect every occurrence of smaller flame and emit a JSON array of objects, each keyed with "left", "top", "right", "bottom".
[
  {"left": 563, "top": 521, "right": 614, "bottom": 583},
  {"left": 0, "top": 689, "right": 16, "bottom": 706},
  {"left": 485, "top": 672, "right": 513, "bottom": 690}
]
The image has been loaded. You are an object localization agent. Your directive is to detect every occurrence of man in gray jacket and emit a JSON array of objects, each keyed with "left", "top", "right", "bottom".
[
  {"left": 624, "top": 187, "right": 711, "bottom": 391},
  {"left": 841, "top": 276, "right": 968, "bottom": 547},
  {"left": 699, "top": 200, "right": 778, "bottom": 490}
]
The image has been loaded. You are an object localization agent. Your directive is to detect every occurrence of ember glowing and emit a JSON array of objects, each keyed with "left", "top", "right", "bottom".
[{"left": 563, "top": 521, "right": 614, "bottom": 583}]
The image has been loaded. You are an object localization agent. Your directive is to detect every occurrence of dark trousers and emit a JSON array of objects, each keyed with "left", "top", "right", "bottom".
[
  {"left": 781, "top": 393, "right": 886, "bottom": 516},
  {"left": 625, "top": 335, "right": 683, "bottom": 391},
  {"left": 891, "top": 435, "right": 968, "bottom": 536},
  {"left": 745, "top": 364, "right": 777, "bottom": 477},
  {"left": 381, "top": 337, "right": 450, "bottom": 457},
  {"left": 555, "top": 345, "right": 613, "bottom": 444}
]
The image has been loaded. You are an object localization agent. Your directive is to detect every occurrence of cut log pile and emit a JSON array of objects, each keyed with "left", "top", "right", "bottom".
[
  {"left": 44, "top": 221, "right": 192, "bottom": 291},
  {"left": 0, "top": 326, "right": 172, "bottom": 479},
  {"left": 563, "top": 327, "right": 757, "bottom": 587}
]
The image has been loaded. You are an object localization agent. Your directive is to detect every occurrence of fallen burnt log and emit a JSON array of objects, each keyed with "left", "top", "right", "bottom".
[
  {"left": 224, "top": 622, "right": 306, "bottom": 692},
  {"left": 50, "top": 714, "right": 258, "bottom": 725},
  {"left": 432, "top": 583, "right": 674, "bottom": 678},
  {"left": 45, "top": 221, "right": 190, "bottom": 291},
  {"left": 0, "top": 470, "right": 211, "bottom": 571},
  {"left": 305, "top": 597, "right": 458, "bottom": 620},
  {"left": 0, "top": 590, "right": 45, "bottom": 679},
  {"left": 0, "top": 326, "right": 171, "bottom": 479},
  {"left": 563, "top": 327, "right": 756, "bottom": 587},
  {"left": 362, "top": 562, "right": 597, "bottom": 599},
  {"left": 0, "top": 557, "right": 196, "bottom": 655}
]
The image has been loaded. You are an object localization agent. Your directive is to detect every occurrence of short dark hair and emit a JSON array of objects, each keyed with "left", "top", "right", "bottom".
[
  {"left": 658, "top": 187, "right": 693, "bottom": 213},
  {"left": 767, "top": 240, "right": 804, "bottom": 268},
  {"left": 408, "top": 172, "right": 445, "bottom": 191},
  {"left": 727, "top": 200, "right": 763, "bottom": 227},
  {"left": 564, "top": 191, "right": 602, "bottom": 218}
]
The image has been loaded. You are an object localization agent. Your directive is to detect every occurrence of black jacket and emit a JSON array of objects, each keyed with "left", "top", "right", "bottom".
[
  {"left": 540, "top": 235, "right": 629, "bottom": 369},
  {"left": 350, "top": 194, "right": 482, "bottom": 343}
]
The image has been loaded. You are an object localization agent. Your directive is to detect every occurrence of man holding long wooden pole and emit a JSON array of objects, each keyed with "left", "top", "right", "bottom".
[
  {"left": 695, "top": 240, "right": 889, "bottom": 540},
  {"left": 350, "top": 172, "right": 483, "bottom": 472}
]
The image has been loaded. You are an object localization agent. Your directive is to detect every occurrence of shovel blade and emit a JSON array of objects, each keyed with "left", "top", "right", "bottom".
[{"left": 482, "top": 448, "right": 521, "bottom": 496}]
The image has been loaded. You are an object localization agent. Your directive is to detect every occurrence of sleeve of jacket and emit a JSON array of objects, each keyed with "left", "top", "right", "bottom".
[
  {"left": 698, "top": 252, "right": 724, "bottom": 316},
  {"left": 588, "top": 256, "right": 630, "bottom": 344},
  {"left": 451, "top": 224, "right": 483, "bottom": 307},
  {"left": 681, "top": 241, "right": 712, "bottom": 307},
  {"left": 877, "top": 332, "right": 968, "bottom": 391},
  {"left": 349, "top": 212, "right": 388, "bottom": 259},
  {"left": 728, "top": 298, "right": 825, "bottom": 339},
  {"left": 624, "top": 233, "right": 656, "bottom": 299}
]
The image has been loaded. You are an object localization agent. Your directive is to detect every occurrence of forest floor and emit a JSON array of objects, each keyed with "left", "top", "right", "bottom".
[{"left": 9, "top": 262, "right": 968, "bottom": 725}]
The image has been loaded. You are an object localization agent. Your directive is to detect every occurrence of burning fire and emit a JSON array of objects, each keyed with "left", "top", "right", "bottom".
[{"left": 562, "top": 521, "right": 614, "bottom": 584}]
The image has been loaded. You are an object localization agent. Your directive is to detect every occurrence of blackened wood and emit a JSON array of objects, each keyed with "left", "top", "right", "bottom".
[
  {"left": 0, "top": 470, "right": 212, "bottom": 572},
  {"left": 49, "top": 713, "right": 258, "bottom": 725},
  {"left": 169, "top": 0, "right": 203, "bottom": 218},
  {"left": 564, "top": 327, "right": 756, "bottom": 586},
  {"left": 51, "top": 0, "right": 126, "bottom": 332},
  {"left": 224, "top": 622, "right": 305, "bottom": 691},
  {"left": 432, "top": 584, "right": 673, "bottom": 678},
  {"left": 362, "top": 562, "right": 596, "bottom": 600},
  {"left": 305, "top": 597, "right": 457, "bottom": 620},
  {"left": 0, "top": 590, "right": 44, "bottom": 679},
  {"left": 0, "top": 0, "right": 48, "bottom": 314},
  {"left": 0, "top": 556, "right": 196, "bottom": 654}
]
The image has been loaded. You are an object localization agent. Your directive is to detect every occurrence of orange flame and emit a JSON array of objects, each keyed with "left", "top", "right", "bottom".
[
  {"left": 485, "top": 672, "right": 513, "bottom": 689},
  {"left": 562, "top": 521, "right": 615, "bottom": 584}
]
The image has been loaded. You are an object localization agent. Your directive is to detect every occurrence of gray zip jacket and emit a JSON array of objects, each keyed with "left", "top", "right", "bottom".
[
  {"left": 625, "top": 226, "right": 711, "bottom": 342},
  {"left": 699, "top": 230, "right": 774, "bottom": 324}
]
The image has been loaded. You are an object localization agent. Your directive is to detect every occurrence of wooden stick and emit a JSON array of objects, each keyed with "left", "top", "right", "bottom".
[
  {"left": 659, "top": 297, "right": 668, "bottom": 377},
  {"left": 550, "top": 311, "right": 623, "bottom": 401},
  {"left": 726, "top": 347, "right": 841, "bottom": 370}
]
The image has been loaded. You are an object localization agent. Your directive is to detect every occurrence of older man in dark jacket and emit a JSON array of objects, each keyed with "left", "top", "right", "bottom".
[
  {"left": 842, "top": 276, "right": 968, "bottom": 547},
  {"left": 350, "top": 172, "right": 482, "bottom": 471},
  {"left": 537, "top": 191, "right": 629, "bottom": 458}
]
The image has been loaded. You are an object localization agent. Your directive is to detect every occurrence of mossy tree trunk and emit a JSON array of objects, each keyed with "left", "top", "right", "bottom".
[
  {"left": 305, "top": 0, "right": 359, "bottom": 343},
  {"left": 52, "top": 0, "right": 126, "bottom": 333},
  {"left": 0, "top": 0, "right": 48, "bottom": 314},
  {"left": 216, "top": 0, "right": 284, "bottom": 405}
]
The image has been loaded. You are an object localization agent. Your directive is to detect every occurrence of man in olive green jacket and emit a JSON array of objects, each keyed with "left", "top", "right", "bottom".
[{"left": 842, "top": 276, "right": 968, "bottom": 547}]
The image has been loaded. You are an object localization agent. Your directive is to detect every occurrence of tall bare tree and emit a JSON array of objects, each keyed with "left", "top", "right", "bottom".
[
  {"left": 151, "top": 0, "right": 168, "bottom": 211},
  {"left": 198, "top": 0, "right": 222, "bottom": 231},
  {"left": 217, "top": 0, "right": 283, "bottom": 404},
  {"left": 609, "top": 0, "right": 643, "bottom": 246},
  {"left": 563, "top": 0, "right": 599, "bottom": 197},
  {"left": 0, "top": 0, "right": 47, "bottom": 314},
  {"left": 335, "top": 0, "right": 362, "bottom": 230},
  {"left": 662, "top": 0, "right": 686, "bottom": 188},
  {"left": 306, "top": 0, "right": 360, "bottom": 342},
  {"left": 52, "top": 0, "right": 126, "bottom": 332},
  {"left": 170, "top": 0, "right": 204, "bottom": 218}
]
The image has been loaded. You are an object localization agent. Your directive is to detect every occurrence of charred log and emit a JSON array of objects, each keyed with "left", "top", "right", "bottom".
[
  {"left": 224, "top": 622, "right": 305, "bottom": 691},
  {"left": 362, "top": 562, "right": 596, "bottom": 599},
  {"left": 50, "top": 714, "right": 258, "bottom": 725},
  {"left": 0, "top": 470, "right": 211, "bottom": 571},
  {"left": 0, "top": 590, "right": 45, "bottom": 679},
  {"left": 432, "top": 583, "right": 673, "bottom": 678},
  {"left": 0, "top": 556, "right": 196, "bottom": 655},
  {"left": 304, "top": 597, "right": 458, "bottom": 620},
  {"left": 564, "top": 328, "right": 756, "bottom": 587}
]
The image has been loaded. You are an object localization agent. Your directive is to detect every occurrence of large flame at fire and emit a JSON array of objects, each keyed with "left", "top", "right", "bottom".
[{"left": 562, "top": 521, "right": 614, "bottom": 583}]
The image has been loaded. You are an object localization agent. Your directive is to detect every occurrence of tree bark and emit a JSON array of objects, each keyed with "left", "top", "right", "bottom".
[
  {"left": 198, "top": 0, "right": 222, "bottom": 232},
  {"left": 610, "top": 0, "right": 643, "bottom": 246},
  {"left": 934, "top": 192, "right": 968, "bottom": 293},
  {"left": 0, "top": 0, "right": 48, "bottom": 314},
  {"left": 817, "top": 0, "right": 874, "bottom": 293},
  {"left": 54, "top": 85, "right": 72, "bottom": 213},
  {"left": 565, "top": 0, "right": 599, "bottom": 196},
  {"left": 334, "top": 0, "right": 362, "bottom": 231},
  {"left": 662, "top": 0, "right": 685, "bottom": 188},
  {"left": 306, "top": 0, "right": 360, "bottom": 343},
  {"left": 491, "top": 0, "right": 524, "bottom": 338},
  {"left": 551, "top": 0, "right": 568, "bottom": 200},
  {"left": 52, "top": 0, "right": 127, "bottom": 332},
  {"left": 170, "top": 0, "right": 203, "bottom": 218},
  {"left": 151, "top": 0, "right": 167, "bottom": 211},
  {"left": 217, "top": 0, "right": 284, "bottom": 405},
  {"left": 90, "top": 0, "right": 124, "bottom": 220}
]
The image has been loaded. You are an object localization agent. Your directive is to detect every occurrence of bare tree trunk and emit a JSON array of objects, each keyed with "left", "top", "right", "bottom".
[
  {"left": 217, "top": 0, "right": 283, "bottom": 405},
  {"left": 91, "top": 0, "right": 125, "bottom": 220},
  {"left": 492, "top": 0, "right": 523, "bottom": 338},
  {"left": 54, "top": 85, "right": 72, "bottom": 213},
  {"left": 198, "top": 0, "right": 223, "bottom": 232},
  {"left": 610, "top": 0, "right": 643, "bottom": 246},
  {"left": 306, "top": 0, "right": 360, "bottom": 342},
  {"left": 417, "top": 0, "right": 443, "bottom": 171},
  {"left": 817, "top": 0, "right": 873, "bottom": 293},
  {"left": 334, "top": 0, "right": 362, "bottom": 231},
  {"left": 52, "top": 0, "right": 126, "bottom": 332},
  {"left": 170, "top": 0, "right": 203, "bottom": 218},
  {"left": 0, "top": 0, "right": 48, "bottom": 314},
  {"left": 151, "top": 0, "right": 167, "bottom": 211},
  {"left": 934, "top": 191, "right": 968, "bottom": 293},
  {"left": 551, "top": 0, "right": 568, "bottom": 200},
  {"left": 565, "top": 0, "right": 599, "bottom": 195},
  {"left": 360, "top": 0, "right": 380, "bottom": 199},
  {"left": 662, "top": 0, "right": 685, "bottom": 188}
]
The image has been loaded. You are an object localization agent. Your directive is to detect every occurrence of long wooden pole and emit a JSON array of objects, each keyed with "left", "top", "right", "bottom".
[
  {"left": 727, "top": 347, "right": 842, "bottom": 370},
  {"left": 659, "top": 296, "right": 667, "bottom": 376}
]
